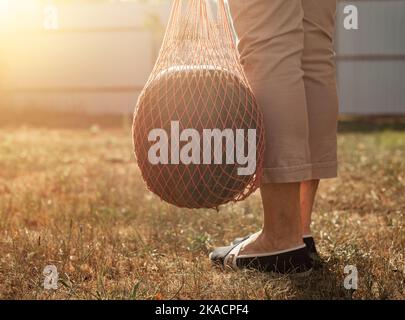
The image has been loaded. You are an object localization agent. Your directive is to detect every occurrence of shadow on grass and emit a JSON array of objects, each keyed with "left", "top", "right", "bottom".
[
  {"left": 288, "top": 250, "right": 377, "bottom": 300},
  {"left": 288, "top": 260, "right": 352, "bottom": 300}
]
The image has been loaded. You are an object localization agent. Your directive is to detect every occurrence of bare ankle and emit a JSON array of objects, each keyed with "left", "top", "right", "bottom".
[{"left": 258, "top": 232, "right": 303, "bottom": 252}]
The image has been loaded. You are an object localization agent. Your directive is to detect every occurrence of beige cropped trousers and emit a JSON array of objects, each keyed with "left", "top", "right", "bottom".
[{"left": 229, "top": 0, "right": 339, "bottom": 183}]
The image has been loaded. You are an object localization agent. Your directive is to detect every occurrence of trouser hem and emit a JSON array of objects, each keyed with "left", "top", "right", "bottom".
[{"left": 261, "top": 161, "right": 338, "bottom": 184}]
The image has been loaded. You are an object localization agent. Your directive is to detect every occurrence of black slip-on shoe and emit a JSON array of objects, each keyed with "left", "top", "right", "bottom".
[
  {"left": 231, "top": 233, "right": 322, "bottom": 267},
  {"left": 303, "top": 235, "right": 321, "bottom": 264},
  {"left": 232, "top": 234, "right": 320, "bottom": 257},
  {"left": 209, "top": 238, "right": 313, "bottom": 277}
]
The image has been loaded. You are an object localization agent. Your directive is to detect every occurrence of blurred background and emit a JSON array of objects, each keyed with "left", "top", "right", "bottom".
[{"left": 0, "top": 0, "right": 404, "bottom": 122}]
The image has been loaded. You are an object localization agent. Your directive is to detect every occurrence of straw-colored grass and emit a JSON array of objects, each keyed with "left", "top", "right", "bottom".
[{"left": 0, "top": 119, "right": 404, "bottom": 299}]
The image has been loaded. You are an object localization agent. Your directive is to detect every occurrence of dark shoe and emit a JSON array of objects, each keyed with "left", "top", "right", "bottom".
[
  {"left": 303, "top": 235, "right": 321, "bottom": 263},
  {"left": 209, "top": 238, "right": 313, "bottom": 276},
  {"left": 233, "top": 234, "right": 319, "bottom": 254},
  {"left": 232, "top": 234, "right": 322, "bottom": 265}
]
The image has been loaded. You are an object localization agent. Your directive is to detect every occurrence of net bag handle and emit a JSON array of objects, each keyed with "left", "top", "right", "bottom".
[
  {"left": 149, "top": 0, "right": 251, "bottom": 90},
  {"left": 164, "top": 0, "right": 236, "bottom": 45}
]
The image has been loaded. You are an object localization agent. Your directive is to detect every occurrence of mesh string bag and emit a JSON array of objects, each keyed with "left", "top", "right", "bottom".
[{"left": 133, "top": 0, "right": 265, "bottom": 209}]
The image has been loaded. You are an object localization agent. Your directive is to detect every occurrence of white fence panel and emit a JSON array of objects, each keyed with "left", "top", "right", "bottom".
[{"left": 0, "top": 1, "right": 170, "bottom": 114}]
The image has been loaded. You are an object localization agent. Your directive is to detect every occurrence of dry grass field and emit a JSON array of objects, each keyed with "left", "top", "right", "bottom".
[{"left": 0, "top": 114, "right": 404, "bottom": 300}]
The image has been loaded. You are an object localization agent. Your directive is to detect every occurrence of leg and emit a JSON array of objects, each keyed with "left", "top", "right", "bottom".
[
  {"left": 215, "top": 1, "right": 339, "bottom": 267},
  {"left": 229, "top": 180, "right": 321, "bottom": 255},
  {"left": 210, "top": 181, "right": 312, "bottom": 273},
  {"left": 300, "top": 179, "right": 319, "bottom": 236},
  {"left": 300, "top": 0, "right": 339, "bottom": 236},
  {"left": 241, "top": 183, "right": 303, "bottom": 255},
  {"left": 228, "top": 0, "right": 308, "bottom": 254}
]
